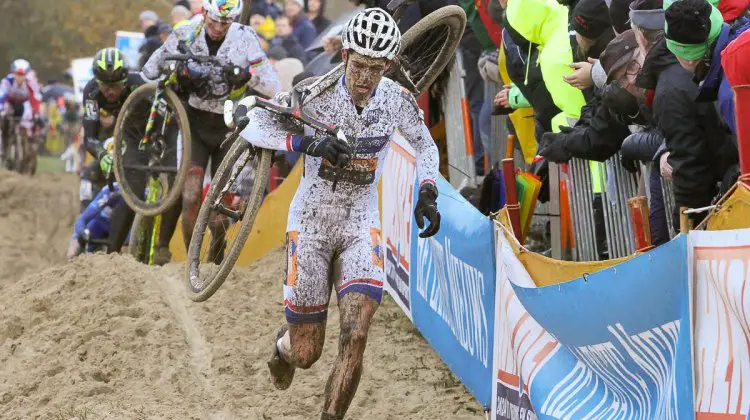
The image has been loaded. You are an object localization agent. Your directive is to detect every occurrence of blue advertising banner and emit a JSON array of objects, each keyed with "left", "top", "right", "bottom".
[
  {"left": 411, "top": 176, "right": 496, "bottom": 408},
  {"left": 506, "top": 234, "right": 694, "bottom": 419},
  {"left": 115, "top": 31, "right": 145, "bottom": 69}
]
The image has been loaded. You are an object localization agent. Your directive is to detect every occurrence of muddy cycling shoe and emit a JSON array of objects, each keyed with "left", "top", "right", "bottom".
[
  {"left": 152, "top": 247, "right": 172, "bottom": 266},
  {"left": 268, "top": 325, "right": 295, "bottom": 390}
]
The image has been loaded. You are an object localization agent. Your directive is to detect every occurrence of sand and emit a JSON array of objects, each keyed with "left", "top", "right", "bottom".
[{"left": 0, "top": 169, "right": 484, "bottom": 419}]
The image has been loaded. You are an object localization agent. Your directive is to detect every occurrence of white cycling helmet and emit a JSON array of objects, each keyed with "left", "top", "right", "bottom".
[
  {"left": 341, "top": 8, "right": 401, "bottom": 61},
  {"left": 11, "top": 59, "right": 31, "bottom": 76},
  {"left": 203, "top": 0, "right": 242, "bottom": 22}
]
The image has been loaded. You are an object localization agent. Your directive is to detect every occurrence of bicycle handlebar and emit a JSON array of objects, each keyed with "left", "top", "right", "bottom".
[{"left": 227, "top": 95, "right": 346, "bottom": 143}]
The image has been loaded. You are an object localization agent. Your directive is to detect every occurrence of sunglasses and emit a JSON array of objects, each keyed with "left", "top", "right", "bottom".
[{"left": 96, "top": 79, "right": 127, "bottom": 87}]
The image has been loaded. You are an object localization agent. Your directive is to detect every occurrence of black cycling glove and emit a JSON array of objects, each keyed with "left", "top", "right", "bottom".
[
  {"left": 225, "top": 65, "right": 252, "bottom": 88},
  {"left": 293, "top": 135, "right": 352, "bottom": 168},
  {"left": 539, "top": 129, "right": 573, "bottom": 163},
  {"left": 414, "top": 183, "right": 441, "bottom": 238}
]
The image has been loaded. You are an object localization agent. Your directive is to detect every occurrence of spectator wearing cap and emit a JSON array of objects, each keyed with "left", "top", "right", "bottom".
[
  {"left": 172, "top": 5, "right": 193, "bottom": 29},
  {"left": 540, "top": 29, "right": 651, "bottom": 257},
  {"left": 572, "top": 0, "right": 616, "bottom": 60},
  {"left": 271, "top": 15, "right": 309, "bottom": 63},
  {"left": 539, "top": 30, "right": 645, "bottom": 165},
  {"left": 563, "top": 0, "right": 617, "bottom": 96},
  {"left": 140, "top": 10, "right": 160, "bottom": 33},
  {"left": 633, "top": 0, "right": 738, "bottom": 229},
  {"left": 665, "top": 0, "right": 750, "bottom": 135},
  {"left": 307, "top": 0, "right": 331, "bottom": 35},
  {"left": 284, "top": 0, "right": 317, "bottom": 48}
]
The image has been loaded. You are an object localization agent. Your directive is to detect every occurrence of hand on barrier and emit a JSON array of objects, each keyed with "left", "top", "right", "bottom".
[
  {"left": 294, "top": 135, "right": 351, "bottom": 168},
  {"left": 660, "top": 152, "right": 673, "bottom": 181},
  {"left": 414, "top": 183, "right": 441, "bottom": 238},
  {"left": 539, "top": 129, "right": 573, "bottom": 163}
]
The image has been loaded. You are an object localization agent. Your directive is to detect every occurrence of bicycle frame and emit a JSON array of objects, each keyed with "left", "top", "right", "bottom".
[{"left": 140, "top": 76, "right": 176, "bottom": 151}]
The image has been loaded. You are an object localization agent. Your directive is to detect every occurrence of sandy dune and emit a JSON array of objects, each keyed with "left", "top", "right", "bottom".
[{"left": 0, "top": 170, "right": 483, "bottom": 419}]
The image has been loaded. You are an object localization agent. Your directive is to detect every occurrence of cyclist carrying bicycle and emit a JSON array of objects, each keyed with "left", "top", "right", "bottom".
[
  {"left": 142, "top": 0, "right": 281, "bottom": 257},
  {"left": 233, "top": 8, "right": 441, "bottom": 419},
  {"left": 81, "top": 47, "right": 176, "bottom": 258},
  {"left": 0, "top": 59, "right": 43, "bottom": 167}
]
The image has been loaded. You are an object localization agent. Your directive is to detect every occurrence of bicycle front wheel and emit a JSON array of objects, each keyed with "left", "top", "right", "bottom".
[
  {"left": 113, "top": 83, "right": 191, "bottom": 217},
  {"left": 398, "top": 5, "right": 466, "bottom": 95},
  {"left": 12, "top": 129, "right": 25, "bottom": 173},
  {"left": 185, "top": 138, "right": 272, "bottom": 302},
  {"left": 128, "top": 213, "right": 155, "bottom": 264}
]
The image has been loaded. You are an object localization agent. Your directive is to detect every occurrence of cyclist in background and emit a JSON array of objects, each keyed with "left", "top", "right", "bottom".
[
  {"left": 0, "top": 59, "right": 43, "bottom": 168},
  {"left": 80, "top": 47, "right": 179, "bottom": 259},
  {"left": 142, "top": 0, "right": 281, "bottom": 260},
  {"left": 233, "top": 9, "right": 440, "bottom": 419},
  {"left": 66, "top": 180, "right": 125, "bottom": 258}
]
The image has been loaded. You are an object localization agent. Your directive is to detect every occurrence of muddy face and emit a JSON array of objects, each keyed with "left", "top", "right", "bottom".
[
  {"left": 204, "top": 13, "right": 232, "bottom": 41},
  {"left": 342, "top": 50, "right": 390, "bottom": 109}
]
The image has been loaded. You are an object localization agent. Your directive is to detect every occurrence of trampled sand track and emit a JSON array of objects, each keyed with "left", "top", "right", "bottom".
[{"left": 0, "top": 170, "right": 483, "bottom": 419}]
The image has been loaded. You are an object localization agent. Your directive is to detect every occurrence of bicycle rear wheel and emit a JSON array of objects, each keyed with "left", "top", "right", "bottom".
[
  {"left": 396, "top": 5, "right": 466, "bottom": 95},
  {"left": 113, "top": 83, "right": 191, "bottom": 217},
  {"left": 185, "top": 138, "right": 272, "bottom": 302}
]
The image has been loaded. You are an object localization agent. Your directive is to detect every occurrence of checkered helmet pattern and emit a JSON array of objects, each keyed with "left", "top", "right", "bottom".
[{"left": 342, "top": 8, "right": 401, "bottom": 60}]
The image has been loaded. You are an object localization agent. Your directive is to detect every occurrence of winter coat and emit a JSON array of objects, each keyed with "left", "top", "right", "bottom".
[
  {"left": 697, "top": 18, "right": 750, "bottom": 135},
  {"left": 554, "top": 89, "right": 632, "bottom": 161},
  {"left": 506, "top": 0, "right": 586, "bottom": 126},
  {"left": 501, "top": 26, "right": 560, "bottom": 133},
  {"left": 291, "top": 13, "right": 317, "bottom": 49},
  {"left": 636, "top": 38, "right": 739, "bottom": 208}
]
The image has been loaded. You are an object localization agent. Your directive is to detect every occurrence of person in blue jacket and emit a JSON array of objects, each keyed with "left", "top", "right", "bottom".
[
  {"left": 665, "top": 0, "right": 750, "bottom": 135},
  {"left": 66, "top": 183, "right": 125, "bottom": 258}
]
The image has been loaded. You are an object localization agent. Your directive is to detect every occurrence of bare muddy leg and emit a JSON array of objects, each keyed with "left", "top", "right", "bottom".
[{"left": 322, "top": 293, "right": 378, "bottom": 418}]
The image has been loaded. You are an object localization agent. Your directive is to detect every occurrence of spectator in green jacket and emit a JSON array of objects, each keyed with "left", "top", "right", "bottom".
[{"left": 506, "top": 0, "right": 586, "bottom": 130}]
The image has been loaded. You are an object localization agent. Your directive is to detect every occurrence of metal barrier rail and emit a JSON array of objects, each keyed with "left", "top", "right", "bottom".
[
  {"left": 441, "top": 51, "right": 476, "bottom": 189},
  {"left": 567, "top": 154, "right": 639, "bottom": 260}
]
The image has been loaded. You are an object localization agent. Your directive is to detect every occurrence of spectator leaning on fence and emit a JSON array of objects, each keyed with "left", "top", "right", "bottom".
[
  {"left": 665, "top": 0, "right": 750, "bottom": 136},
  {"left": 633, "top": 0, "right": 739, "bottom": 229}
]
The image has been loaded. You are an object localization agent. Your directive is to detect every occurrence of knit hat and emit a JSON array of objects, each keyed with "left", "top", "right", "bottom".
[
  {"left": 599, "top": 29, "right": 641, "bottom": 81},
  {"left": 665, "top": 0, "right": 724, "bottom": 60},
  {"left": 572, "top": 0, "right": 613, "bottom": 39}
]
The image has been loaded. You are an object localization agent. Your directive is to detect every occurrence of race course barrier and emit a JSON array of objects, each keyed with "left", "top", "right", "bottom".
[{"left": 380, "top": 133, "right": 750, "bottom": 417}]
